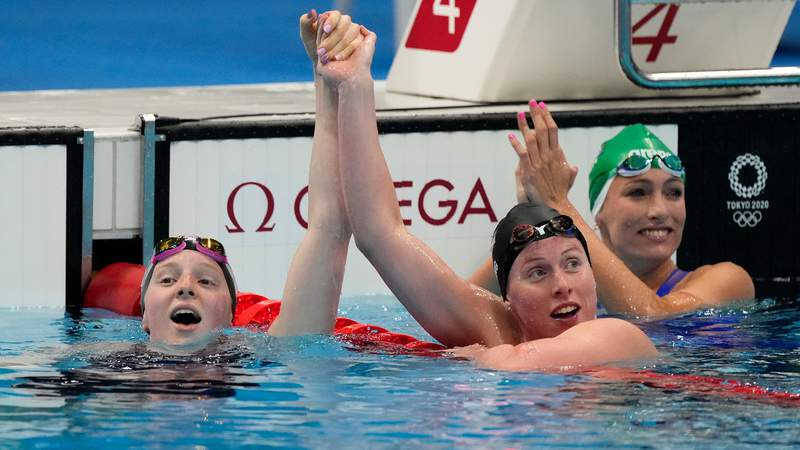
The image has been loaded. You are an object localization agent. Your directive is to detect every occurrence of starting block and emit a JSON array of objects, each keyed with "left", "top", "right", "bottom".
[{"left": 387, "top": 0, "right": 795, "bottom": 101}]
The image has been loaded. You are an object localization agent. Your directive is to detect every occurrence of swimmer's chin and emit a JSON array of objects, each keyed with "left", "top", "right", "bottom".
[{"left": 147, "top": 329, "right": 224, "bottom": 353}]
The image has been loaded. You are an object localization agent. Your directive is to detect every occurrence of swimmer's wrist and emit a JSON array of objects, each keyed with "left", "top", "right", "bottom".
[
  {"left": 553, "top": 200, "right": 579, "bottom": 217},
  {"left": 337, "top": 73, "right": 373, "bottom": 92}
]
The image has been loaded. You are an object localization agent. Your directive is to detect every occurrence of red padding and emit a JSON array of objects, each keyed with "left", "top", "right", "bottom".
[
  {"left": 231, "top": 298, "right": 445, "bottom": 354},
  {"left": 83, "top": 263, "right": 145, "bottom": 316}
]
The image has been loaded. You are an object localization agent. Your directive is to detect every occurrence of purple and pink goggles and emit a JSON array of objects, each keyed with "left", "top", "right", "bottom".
[{"left": 151, "top": 236, "right": 229, "bottom": 265}]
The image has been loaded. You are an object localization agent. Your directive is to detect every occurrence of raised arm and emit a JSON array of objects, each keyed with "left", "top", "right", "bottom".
[
  {"left": 269, "top": 10, "right": 363, "bottom": 335},
  {"left": 319, "top": 28, "right": 517, "bottom": 348},
  {"left": 509, "top": 101, "right": 753, "bottom": 319}
]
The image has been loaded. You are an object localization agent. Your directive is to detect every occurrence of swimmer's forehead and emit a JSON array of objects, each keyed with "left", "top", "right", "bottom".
[
  {"left": 515, "top": 237, "right": 584, "bottom": 263},
  {"left": 616, "top": 170, "right": 684, "bottom": 186},
  {"left": 152, "top": 256, "right": 223, "bottom": 276}
]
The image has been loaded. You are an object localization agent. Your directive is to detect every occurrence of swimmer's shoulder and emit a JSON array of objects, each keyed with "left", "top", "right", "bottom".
[
  {"left": 560, "top": 318, "right": 657, "bottom": 360},
  {"left": 674, "top": 261, "right": 754, "bottom": 305}
]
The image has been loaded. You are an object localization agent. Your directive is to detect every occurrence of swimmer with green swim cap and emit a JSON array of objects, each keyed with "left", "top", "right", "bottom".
[
  {"left": 472, "top": 104, "right": 754, "bottom": 320},
  {"left": 589, "top": 124, "right": 685, "bottom": 216}
]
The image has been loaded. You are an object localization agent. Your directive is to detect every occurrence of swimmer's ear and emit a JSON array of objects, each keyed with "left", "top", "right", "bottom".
[
  {"left": 593, "top": 212, "right": 610, "bottom": 241},
  {"left": 141, "top": 315, "right": 151, "bottom": 334}
]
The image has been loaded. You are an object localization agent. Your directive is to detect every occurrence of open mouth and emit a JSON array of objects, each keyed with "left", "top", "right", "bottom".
[
  {"left": 170, "top": 308, "right": 202, "bottom": 326},
  {"left": 551, "top": 304, "right": 580, "bottom": 319}
]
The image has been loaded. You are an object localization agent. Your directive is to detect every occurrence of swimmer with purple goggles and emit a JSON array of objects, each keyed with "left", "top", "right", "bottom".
[{"left": 138, "top": 9, "right": 368, "bottom": 345}]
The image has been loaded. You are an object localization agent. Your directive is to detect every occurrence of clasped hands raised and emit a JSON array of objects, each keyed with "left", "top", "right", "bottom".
[
  {"left": 301, "top": 11, "right": 568, "bottom": 204},
  {"left": 299, "top": 9, "right": 375, "bottom": 85}
]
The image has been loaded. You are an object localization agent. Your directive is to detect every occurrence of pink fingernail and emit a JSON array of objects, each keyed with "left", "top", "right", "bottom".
[
  {"left": 323, "top": 23, "right": 332, "bottom": 34},
  {"left": 317, "top": 47, "right": 327, "bottom": 56},
  {"left": 539, "top": 101, "right": 547, "bottom": 110},
  {"left": 517, "top": 111, "right": 526, "bottom": 121},
  {"left": 334, "top": 54, "right": 343, "bottom": 61},
  {"left": 529, "top": 99, "right": 537, "bottom": 107},
  {"left": 507, "top": 133, "right": 516, "bottom": 141}
]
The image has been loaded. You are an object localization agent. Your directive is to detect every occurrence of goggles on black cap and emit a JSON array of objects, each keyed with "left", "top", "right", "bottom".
[{"left": 508, "top": 215, "right": 577, "bottom": 253}]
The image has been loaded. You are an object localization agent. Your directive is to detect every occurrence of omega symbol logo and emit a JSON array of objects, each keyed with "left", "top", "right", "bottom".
[{"left": 728, "top": 153, "right": 767, "bottom": 199}]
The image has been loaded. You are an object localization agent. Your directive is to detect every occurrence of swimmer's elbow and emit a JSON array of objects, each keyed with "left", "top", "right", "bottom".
[
  {"left": 718, "top": 262, "right": 755, "bottom": 300},
  {"left": 351, "top": 223, "right": 405, "bottom": 258}
]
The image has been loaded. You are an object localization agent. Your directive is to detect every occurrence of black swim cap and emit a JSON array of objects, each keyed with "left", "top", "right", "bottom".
[{"left": 492, "top": 203, "right": 591, "bottom": 300}]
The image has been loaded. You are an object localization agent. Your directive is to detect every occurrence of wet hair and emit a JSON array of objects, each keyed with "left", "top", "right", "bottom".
[{"left": 492, "top": 203, "right": 591, "bottom": 300}]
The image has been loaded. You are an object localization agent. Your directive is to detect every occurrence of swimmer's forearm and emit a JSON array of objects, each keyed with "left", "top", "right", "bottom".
[
  {"left": 337, "top": 75, "right": 404, "bottom": 246},
  {"left": 272, "top": 52, "right": 350, "bottom": 336},
  {"left": 307, "top": 78, "right": 348, "bottom": 233}
]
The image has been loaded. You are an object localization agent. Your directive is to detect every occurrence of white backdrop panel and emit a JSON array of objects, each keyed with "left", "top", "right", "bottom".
[
  {"left": 169, "top": 124, "right": 677, "bottom": 298},
  {"left": 0, "top": 145, "right": 66, "bottom": 307}
]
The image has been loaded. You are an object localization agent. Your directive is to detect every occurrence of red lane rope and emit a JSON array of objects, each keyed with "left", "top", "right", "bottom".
[
  {"left": 586, "top": 368, "right": 800, "bottom": 408},
  {"left": 85, "top": 263, "right": 799, "bottom": 405}
]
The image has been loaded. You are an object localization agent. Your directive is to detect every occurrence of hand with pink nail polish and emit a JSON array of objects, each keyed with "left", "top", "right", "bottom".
[
  {"left": 317, "top": 24, "right": 376, "bottom": 88},
  {"left": 300, "top": 9, "right": 365, "bottom": 74},
  {"left": 507, "top": 100, "right": 578, "bottom": 211},
  {"left": 313, "top": 11, "right": 366, "bottom": 67}
]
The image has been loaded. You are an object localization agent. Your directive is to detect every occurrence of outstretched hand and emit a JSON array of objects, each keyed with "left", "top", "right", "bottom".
[
  {"left": 316, "top": 25, "right": 376, "bottom": 87},
  {"left": 299, "top": 10, "right": 365, "bottom": 66},
  {"left": 508, "top": 101, "right": 577, "bottom": 209}
]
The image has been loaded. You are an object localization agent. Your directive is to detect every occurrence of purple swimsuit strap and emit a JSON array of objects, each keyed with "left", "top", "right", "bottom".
[{"left": 656, "top": 267, "right": 690, "bottom": 297}]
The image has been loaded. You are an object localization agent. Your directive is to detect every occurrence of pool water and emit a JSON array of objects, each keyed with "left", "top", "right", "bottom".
[{"left": 0, "top": 296, "right": 798, "bottom": 449}]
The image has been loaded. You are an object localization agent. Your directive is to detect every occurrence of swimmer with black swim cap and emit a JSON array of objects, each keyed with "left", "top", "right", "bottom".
[
  {"left": 493, "top": 202, "right": 591, "bottom": 299},
  {"left": 488, "top": 203, "right": 599, "bottom": 342},
  {"left": 327, "top": 28, "right": 656, "bottom": 369}
]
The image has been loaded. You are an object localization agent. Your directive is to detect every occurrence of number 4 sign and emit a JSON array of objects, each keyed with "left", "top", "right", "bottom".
[
  {"left": 633, "top": 4, "right": 680, "bottom": 62},
  {"left": 405, "top": 0, "right": 477, "bottom": 52},
  {"left": 405, "top": 0, "right": 680, "bottom": 62}
]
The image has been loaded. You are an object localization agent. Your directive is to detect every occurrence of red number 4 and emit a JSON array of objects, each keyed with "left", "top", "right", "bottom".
[{"left": 632, "top": 4, "right": 680, "bottom": 62}]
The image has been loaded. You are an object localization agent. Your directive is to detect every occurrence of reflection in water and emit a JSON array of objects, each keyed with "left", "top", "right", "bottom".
[{"left": 14, "top": 335, "right": 267, "bottom": 402}]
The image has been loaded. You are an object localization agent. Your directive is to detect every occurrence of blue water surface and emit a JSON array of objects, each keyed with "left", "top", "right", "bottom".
[
  {"left": 0, "top": 296, "right": 798, "bottom": 449},
  {"left": 0, "top": 1, "right": 395, "bottom": 91}
]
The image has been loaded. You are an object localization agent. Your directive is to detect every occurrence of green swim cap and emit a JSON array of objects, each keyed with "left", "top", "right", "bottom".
[{"left": 588, "top": 124, "right": 683, "bottom": 215}]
